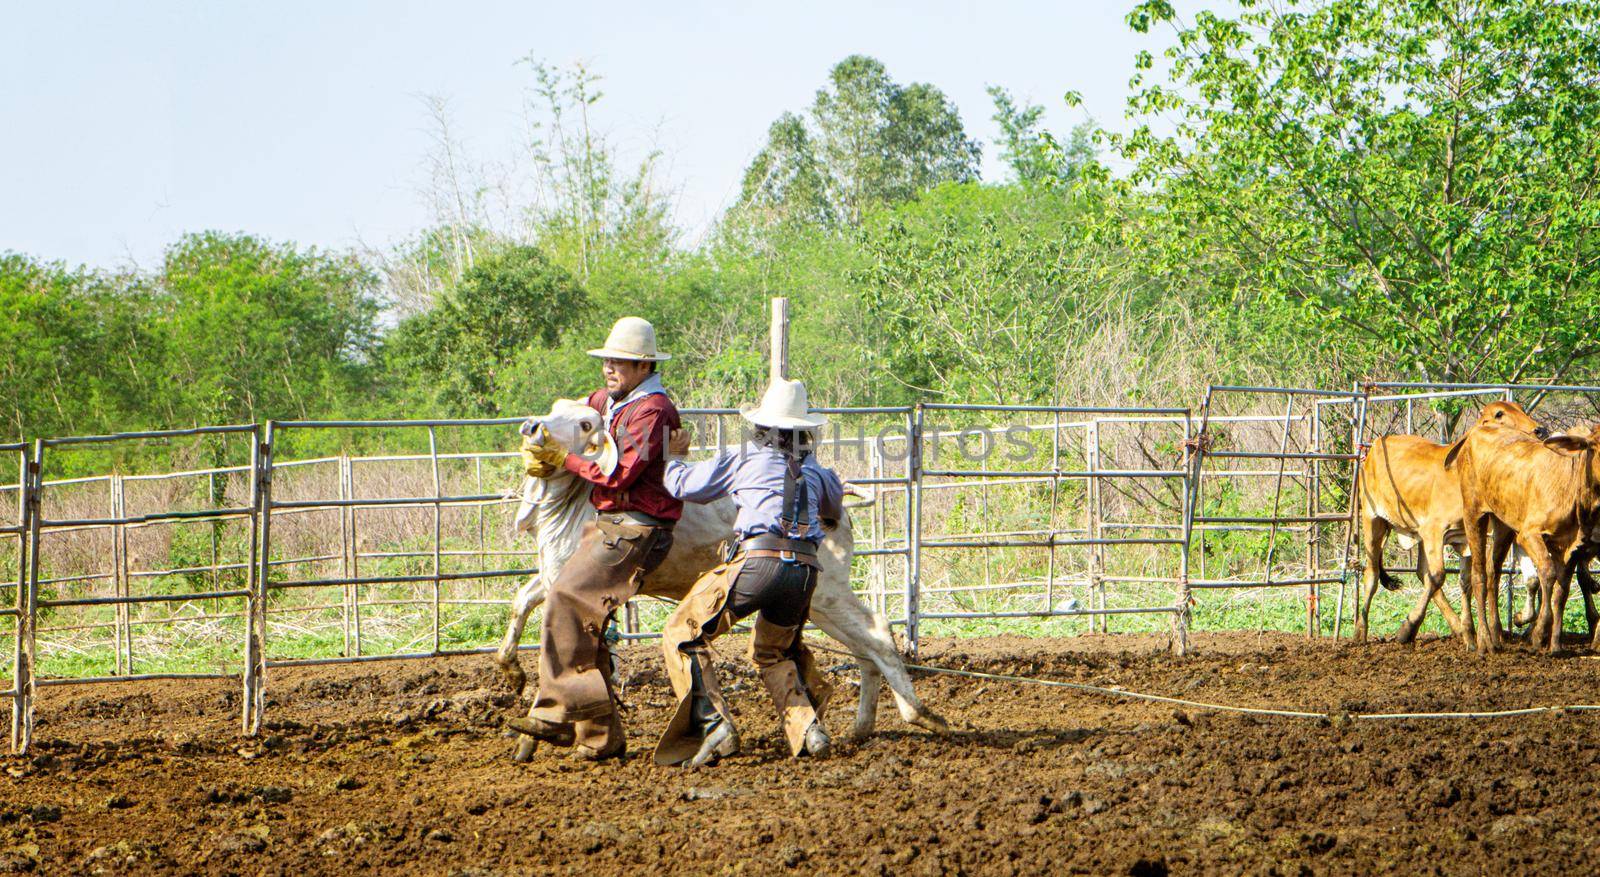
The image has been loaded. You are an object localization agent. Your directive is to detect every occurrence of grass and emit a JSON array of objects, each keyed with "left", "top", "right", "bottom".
[{"left": 14, "top": 574, "right": 1588, "bottom": 685}]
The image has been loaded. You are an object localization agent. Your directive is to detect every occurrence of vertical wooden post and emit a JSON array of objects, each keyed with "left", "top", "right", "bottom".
[{"left": 770, "top": 297, "right": 789, "bottom": 384}]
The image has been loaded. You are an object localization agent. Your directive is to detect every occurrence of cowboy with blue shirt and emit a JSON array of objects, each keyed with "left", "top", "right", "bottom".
[{"left": 652, "top": 377, "right": 845, "bottom": 767}]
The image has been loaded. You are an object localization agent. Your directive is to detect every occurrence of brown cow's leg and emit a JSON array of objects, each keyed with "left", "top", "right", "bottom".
[
  {"left": 1421, "top": 533, "right": 1465, "bottom": 636},
  {"left": 1461, "top": 512, "right": 1489, "bottom": 654},
  {"left": 1576, "top": 559, "right": 1599, "bottom": 639},
  {"left": 1399, "top": 536, "right": 1459, "bottom": 644},
  {"left": 1516, "top": 534, "right": 1561, "bottom": 653},
  {"left": 1455, "top": 552, "right": 1477, "bottom": 648},
  {"left": 1484, "top": 522, "right": 1517, "bottom": 650},
  {"left": 1588, "top": 563, "right": 1600, "bottom": 649},
  {"left": 1547, "top": 557, "right": 1574, "bottom": 655},
  {"left": 1356, "top": 516, "right": 1391, "bottom": 643}
]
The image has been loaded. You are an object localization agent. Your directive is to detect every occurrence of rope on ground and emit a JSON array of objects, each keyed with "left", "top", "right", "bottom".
[{"left": 804, "top": 639, "right": 1600, "bottom": 722}]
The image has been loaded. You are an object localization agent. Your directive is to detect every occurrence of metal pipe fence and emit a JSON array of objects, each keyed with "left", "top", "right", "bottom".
[
  {"left": 911, "top": 403, "right": 1194, "bottom": 654},
  {"left": 1, "top": 443, "right": 29, "bottom": 751},
  {"left": 9, "top": 384, "right": 1596, "bottom": 750},
  {"left": 1185, "top": 387, "right": 1365, "bottom": 638}
]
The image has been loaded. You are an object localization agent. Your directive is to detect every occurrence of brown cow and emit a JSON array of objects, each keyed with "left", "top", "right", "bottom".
[
  {"left": 1512, "top": 508, "right": 1600, "bottom": 639},
  {"left": 1448, "top": 421, "right": 1600, "bottom": 653},
  {"left": 1356, "top": 401, "right": 1547, "bottom": 646}
]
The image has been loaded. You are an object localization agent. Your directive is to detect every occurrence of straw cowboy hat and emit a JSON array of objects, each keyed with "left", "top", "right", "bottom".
[
  {"left": 740, "top": 378, "right": 828, "bottom": 430},
  {"left": 588, "top": 316, "right": 672, "bottom": 362}
]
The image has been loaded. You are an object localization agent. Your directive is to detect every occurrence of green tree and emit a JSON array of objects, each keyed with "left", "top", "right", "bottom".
[
  {"left": 857, "top": 184, "right": 1119, "bottom": 402},
  {"left": 382, "top": 245, "right": 590, "bottom": 415},
  {"left": 521, "top": 58, "right": 676, "bottom": 286},
  {"left": 739, "top": 55, "right": 981, "bottom": 225},
  {"left": 1112, "top": 0, "right": 1600, "bottom": 391},
  {"left": 987, "top": 86, "right": 1097, "bottom": 188},
  {"left": 157, "top": 232, "right": 379, "bottom": 425},
  {"left": 0, "top": 255, "right": 156, "bottom": 440},
  {"left": 738, "top": 113, "right": 837, "bottom": 227}
]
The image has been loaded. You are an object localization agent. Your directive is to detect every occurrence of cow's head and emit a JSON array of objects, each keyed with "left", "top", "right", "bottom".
[
  {"left": 1537, "top": 424, "right": 1600, "bottom": 498},
  {"left": 1539, "top": 423, "right": 1600, "bottom": 457},
  {"left": 520, "top": 399, "right": 617, "bottom": 476},
  {"left": 1477, "top": 401, "right": 1550, "bottom": 440},
  {"left": 1443, "top": 401, "right": 1550, "bottom": 469}
]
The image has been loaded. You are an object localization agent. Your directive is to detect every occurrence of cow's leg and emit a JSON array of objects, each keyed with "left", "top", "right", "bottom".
[
  {"left": 1576, "top": 558, "right": 1599, "bottom": 639},
  {"left": 1513, "top": 548, "right": 1541, "bottom": 630},
  {"left": 1421, "top": 544, "right": 1465, "bottom": 638},
  {"left": 1484, "top": 522, "right": 1519, "bottom": 650},
  {"left": 1478, "top": 521, "right": 1516, "bottom": 649},
  {"left": 495, "top": 574, "right": 546, "bottom": 695},
  {"left": 1516, "top": 533, "right": 1562, "bottom": 653},
  {"left": 1550, "top": 562, "right": 1577, "bottom": 655},
  {"left": 1462, "top": 512, "right": 1489, "bottom": 653},
  {"left": 1398, "top": 535, "right": 1458, "bottom": 644},
  {"left": 808, "top": 590, "right": 949, "bottom": 737},
  {"left": 853, "top": 659, "right": 884, "bottom": 738},
  {"left": 1454, "top": 551, "right": 1478, "bottom": 649},
  {"left": 1356, "top": 515, "right": 1391, "bottom": 643},
  {"left": 1586, "top": 560, "right": 1600, "bottom": 650}
]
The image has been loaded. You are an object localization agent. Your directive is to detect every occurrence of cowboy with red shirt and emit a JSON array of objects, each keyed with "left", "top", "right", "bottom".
[{"left": 507, "top": 316, "right": 682, "bottom": 760}]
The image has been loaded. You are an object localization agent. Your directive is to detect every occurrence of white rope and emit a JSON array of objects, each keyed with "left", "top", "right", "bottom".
[{"left": 806, "top": 640, "right": 1600, "bottom": 722}]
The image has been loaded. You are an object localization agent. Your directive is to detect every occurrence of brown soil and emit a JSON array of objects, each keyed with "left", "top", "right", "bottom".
[{"left": 4, "top": 631, "right": 1600, "bottom": 875}]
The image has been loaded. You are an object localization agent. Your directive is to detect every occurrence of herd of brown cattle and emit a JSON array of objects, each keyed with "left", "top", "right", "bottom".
[{"left": 1356, "top": 401, "right": 1600, "bottom": 654}]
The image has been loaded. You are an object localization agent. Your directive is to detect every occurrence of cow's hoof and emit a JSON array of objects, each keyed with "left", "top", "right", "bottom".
[
  {"left": 909, "top": 709, "right": 951, "bottom": 735},
  {"left": 499, "top": 661, "right": 527, "bottom": 696},
  {"left": 1394, "top": 624, "right": 1418, "bottom": 646},
  {"left": 511, "top": 736, "right": 537, "bottom": 763},
  {"left": 849, "top": 721, "right": 875, "bottom": 741}
]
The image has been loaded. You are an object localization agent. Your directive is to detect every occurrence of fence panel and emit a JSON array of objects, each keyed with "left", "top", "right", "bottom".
[
  {"left": 911, "top": 404, "right": 1194, "bottom": 653},
  {"left": 22, "top": 426, "right": 261, "bottom": 746},
  {"left": 1, "top": 444, "right": 29, "bottom": 751},
  {"left": 1188, "top": 387, "right": 1363, "bottom": 637},
  {"left": 257, "top": 420, "right": 535, "bottom": 683}
]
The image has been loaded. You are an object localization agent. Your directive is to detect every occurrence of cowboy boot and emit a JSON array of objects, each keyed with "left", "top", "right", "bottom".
[
  {"left": 574, "top": 710, "right": 627, "bottom": 762},
  {"left": 505, "top": 714, "right": 575, "bottom": 746},
  {"left": 686, "top": 658, "right": 739, "bottom": 767},
  {"left": 758, "top": 660, "right": 824, "bottom": 758},
  {"left": 801, "top": 721, "right": 831, "bottom": 759}
]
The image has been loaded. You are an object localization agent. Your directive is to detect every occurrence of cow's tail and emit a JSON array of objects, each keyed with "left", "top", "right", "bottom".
[{"left": 1352, "top": 466, "right": 1401, "bottom": 592}]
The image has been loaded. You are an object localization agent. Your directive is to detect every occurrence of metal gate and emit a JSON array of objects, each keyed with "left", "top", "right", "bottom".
[
  {"left": 910, "top": 403, "right": 1195, "bottom": 654},
  {"left": 1187, "top": 386, "right": 1364, "bottom": 637}
]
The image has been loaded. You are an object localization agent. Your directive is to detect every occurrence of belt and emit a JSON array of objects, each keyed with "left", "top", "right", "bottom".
[
  {"left": 603, "top": 510, "right": 671, "bottom": 529},
  {"left": 739, "top": 533, "right": 819, "bottom": 556},
  {"left": 736, "top": 548, "right": 820, "bottom": 569}
]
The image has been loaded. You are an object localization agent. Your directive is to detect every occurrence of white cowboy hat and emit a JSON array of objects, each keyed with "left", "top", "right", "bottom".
[
  {"left": 587, "top": 316, "right": 671, "bottom": 362},
  {"left": 740, "top": 378, "right": 828, "bottom": 430}
]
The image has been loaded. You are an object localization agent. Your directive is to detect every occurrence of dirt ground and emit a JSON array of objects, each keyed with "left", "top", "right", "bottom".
[{"left": 4, "top": 631, "right": 1600, "bottom": 876}]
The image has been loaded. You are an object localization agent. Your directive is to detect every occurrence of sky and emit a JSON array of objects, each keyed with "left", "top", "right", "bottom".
[{"left": 1, "top": 1, "right": 1176, "bottom": 271}]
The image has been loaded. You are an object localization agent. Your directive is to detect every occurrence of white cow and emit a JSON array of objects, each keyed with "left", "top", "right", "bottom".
[{"left": 495, "top": 400, "right": 947, "bottom": 760}]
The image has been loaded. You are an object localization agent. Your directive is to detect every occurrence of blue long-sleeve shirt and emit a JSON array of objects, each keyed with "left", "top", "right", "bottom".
[{"left": 663, "top": 442, "right": 845, "bottom": 543}]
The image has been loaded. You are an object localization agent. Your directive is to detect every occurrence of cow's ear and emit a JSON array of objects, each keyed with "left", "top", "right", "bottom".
[
  {"left": 1443, "top": 438, "right": 1465, "bottom": 469},
  {"left": 1543, "top": 434, "right": 1591, "bottom": 455}
]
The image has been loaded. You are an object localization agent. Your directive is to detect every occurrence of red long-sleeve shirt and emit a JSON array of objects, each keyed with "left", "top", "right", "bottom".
[{"left": 562, "top": 387, "right": 684, "bottom": 522}]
